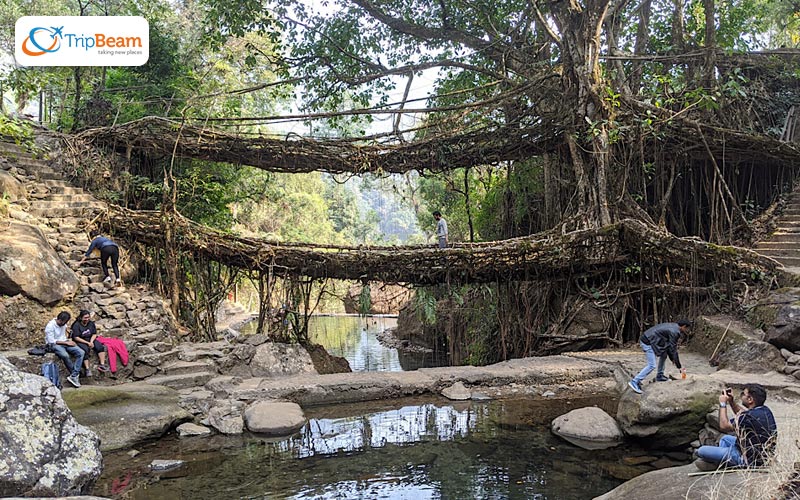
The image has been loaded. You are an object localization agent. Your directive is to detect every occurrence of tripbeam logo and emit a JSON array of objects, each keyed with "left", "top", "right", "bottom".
[{"left": 16, "top": 16, "right": 149, "bottom": 66}]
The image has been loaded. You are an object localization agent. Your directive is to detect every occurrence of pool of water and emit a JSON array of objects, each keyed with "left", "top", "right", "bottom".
[
  {"left": 239, "top": 315, "right": 446, "bottom": 372},
  {"left": 93, "top": 396, "right": 689, "bottom": 499}
]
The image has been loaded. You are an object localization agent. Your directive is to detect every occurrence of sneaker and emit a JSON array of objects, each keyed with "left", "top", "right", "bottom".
[
  {"left": 628, "top": 380, "right": 642, "bottom": 394},
  {"left": 97, "top": 364, "right": 109, "bottom": 373},
  {"left": 103, "top": 276, "right": 112, "bottom": 283},
  {"left": 85, "top": 367, "right": 92, "bottom": 377},
  {"left": 655, "top": 375, "right": 669, "bottom": 382},
  {"left": 67, "top": 375, "right": 81, "bottom": 388},
  {"left": 115, "top": 278, "right": 122, "bottom": 285}
]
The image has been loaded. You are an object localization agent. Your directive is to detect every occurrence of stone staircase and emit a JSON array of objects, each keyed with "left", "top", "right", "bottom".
[
  {"left": 755, "top": 190, "right": 800, "bottom": 272},
  {"left": 0, "top": 136, "right": 222, "bottom": 390}
]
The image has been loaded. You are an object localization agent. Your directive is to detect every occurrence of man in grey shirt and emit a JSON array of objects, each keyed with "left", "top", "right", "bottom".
[{"left": 433, "top": 211, "right": 448, "bottom": 248}]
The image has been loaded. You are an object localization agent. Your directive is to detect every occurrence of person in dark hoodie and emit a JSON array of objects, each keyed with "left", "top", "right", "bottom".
[
  {"left": 79, "top": 230, "right": 121, "bottom": 284},
  {"left": 628, "top": 319, "right": 692, "bottom": 394}
]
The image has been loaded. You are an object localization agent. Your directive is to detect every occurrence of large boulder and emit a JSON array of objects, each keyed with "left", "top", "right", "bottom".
[
  {"left": 62, "top": 383, "right": 192, "bottom": 451},
  {"left": 747, "top": 288, "right": 800, "bottom": 351},
  {"left": 244, "top": 401, "right": 306, "bottom": 435},
  {"left": 0, "top": 221, "right": 80, "bottom": 305},
  {"left": 616, "top": 377, "right": 722, "bottom": 449},
  {"left": 249, "top": 342, "right": 317, "bottom": 378},
  {"left": 551, "top": 406, "right": 623, "bottom": 450},
  {"left": 0, "top": 355, "right": 102, "bottom": 497},
  {"left": 691, "top": 315, "right": 784, "bottom": 373}
]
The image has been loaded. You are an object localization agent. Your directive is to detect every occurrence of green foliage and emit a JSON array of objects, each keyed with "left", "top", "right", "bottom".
[
  {"left": 0, "top": 114, "right": 34, "bottom": 149},
  {"left": 413, "top": 287, "right": 437, "bottom": 326},
  {"left": 357, "top": 284, "right": 372, "bottom": 315}
]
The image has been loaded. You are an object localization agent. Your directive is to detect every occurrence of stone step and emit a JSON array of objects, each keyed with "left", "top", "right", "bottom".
[
  {"left": 762, "top": 233, "right": 800, "bottom": 243},
  {"left": 145, "top": 372, "right": 214, "bottom": 390},
  {"left": 160, "top": 360, "right": 216, "bottom": 376},
  {"left": 776, "top": 215, "right": 800, "bottom": 223},
  {"left": 33, "top": 171, "right": 65, "bottom": 181},
  {"left": 44, "top": 185, "right": 84, "bottom": 195},
  {"left": 755, "top": 248, "right": 800, "bottom": 258},
  {"left": 28, "top": 206, "right": 105, "bottom": 217},
  {"left": 0, "top": 142, "right": 35, "bottom": 156},
  {"left": 11, "top": 157, "right": 51, "bottom": 169},
  {"left": 774, "top": 256, "right": 800, "bottom": 267},
  {"left": 31, "top": 199, "right": 104, "bottom": 209},
  {"left": 782, "top": 208, "right": 800, "bottom": 216},
  {"left": 45, "top": 193, "right": 96, "bottom": 203},
  {"left": 756, "top": 242, "right": 800, "bottom": 250}
]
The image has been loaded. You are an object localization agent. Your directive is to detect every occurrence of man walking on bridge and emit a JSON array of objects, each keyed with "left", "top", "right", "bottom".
[{"left": 433, "top": 211, "right": 448, "bottom": 248}]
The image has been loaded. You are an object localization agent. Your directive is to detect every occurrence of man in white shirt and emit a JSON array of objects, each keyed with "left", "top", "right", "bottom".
[
  {"left": 433, "top": 211, "right": 448, "bottom": 248},
  {"left": 45, "top": 311, "right": 83, "bottom": 388}
]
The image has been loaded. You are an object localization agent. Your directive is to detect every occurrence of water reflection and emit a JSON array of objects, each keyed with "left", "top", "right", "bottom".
[
  {"left": 95, "top": 397, "right": 687, "bottom": 500},
  {"left": 275, "top": 403, "right": 482, "bottom": 458},
  {"left": 240, "top": 315, "right": 445, "bottom": 372}
]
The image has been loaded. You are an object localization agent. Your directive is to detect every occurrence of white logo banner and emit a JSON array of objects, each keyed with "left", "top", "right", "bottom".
[{"left": 15, "top": 16, "right": 149, "bottom": 66}]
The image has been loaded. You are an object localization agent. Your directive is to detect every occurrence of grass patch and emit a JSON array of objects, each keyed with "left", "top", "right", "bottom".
[{"left": 62, "top": 387, "right": 136, "bottom": 410}]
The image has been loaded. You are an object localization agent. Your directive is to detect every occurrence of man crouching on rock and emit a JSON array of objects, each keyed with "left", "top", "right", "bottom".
[
  {"left": 695, "top": 384, "right": 777, "bottom": 470},
  {"left": 628, "top": 319, "right": 690, "bottom": 394}
]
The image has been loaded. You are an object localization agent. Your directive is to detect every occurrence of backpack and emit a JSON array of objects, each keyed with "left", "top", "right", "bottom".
[{"left": 41, "top": 361, "right": 61, "bottom": 389}]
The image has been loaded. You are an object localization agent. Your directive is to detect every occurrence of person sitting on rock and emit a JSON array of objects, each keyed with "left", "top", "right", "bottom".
[
  {"left": 628, "top": 319, "right": 691, "bottom": 394},
  {"left": 71, "top": 309, "right": 110, "bottom": 376},
  {"left": 695, "top": 384, "right": 777, "bottom": 469},
  {"left": 44, "top": 311, "right": 83, "bottom": 388},
  {"left": 79, "top": 230, "right": 121, "bottom": 284}
]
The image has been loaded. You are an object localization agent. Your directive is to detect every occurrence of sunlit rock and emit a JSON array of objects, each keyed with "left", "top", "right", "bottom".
[
  {"left": 249, "top": 343, "right": 317, "bottom": 378},
  {"left": 551, "top": 406, "right": 623, "bottom": 450},
  {"left": 441, "top": 381, "right": 471, "bottom": 400},
  {"left": 0, "top": 355, "right": 102, "bottom": 496},
  {"left": 616, "top": 378, "right": 722, "bottom": 449},
  {"left": 176, "top": 422, "right": 212, "bottom": 437},
  {"left": 0, "top": 221, "right": 80, "bottom": 305},
  {"left": 244, "top": 401, "right": 306, "bottom": 436}
]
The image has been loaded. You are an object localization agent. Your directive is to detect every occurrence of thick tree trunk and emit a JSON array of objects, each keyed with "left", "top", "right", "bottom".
[{"left": 552, "top": 0, "right": 613, "bottom": 227}]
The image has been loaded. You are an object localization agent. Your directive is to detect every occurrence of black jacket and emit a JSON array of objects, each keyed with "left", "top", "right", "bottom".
[{"left": 640, "top": 322, "right": 682, "bottom": 369}]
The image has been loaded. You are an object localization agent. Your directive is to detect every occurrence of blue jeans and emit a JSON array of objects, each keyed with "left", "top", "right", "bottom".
[
  {"left": 697, "top": 434, "right": 745, "bottom": 467},
  {"left": 632, "top": 341, "right": 667, "bottom": 384},
  {"left": 51, "top": 344, "right": 84, "bottom": 378}
]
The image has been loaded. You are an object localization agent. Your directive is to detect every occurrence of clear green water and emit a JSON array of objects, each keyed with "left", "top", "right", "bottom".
[{"left": 93, "top": 396, "right": 689, "bottom": 499}]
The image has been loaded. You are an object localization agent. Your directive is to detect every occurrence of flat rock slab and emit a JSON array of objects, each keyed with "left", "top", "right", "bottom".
[
  {"left": 594, "top": 464, "right": 763, "bottom": 499},
  {"left": 62, "top": 383, "right": 192, "bottom": 451},
  {"left": 244, "top": 401, "right": 306, "bottom": 435},
  {"left": 212, "top": 355, "right": 612, "bottom": 405},
  {"left": 176, "top": 422, "right": 212, "bottom": 437}
]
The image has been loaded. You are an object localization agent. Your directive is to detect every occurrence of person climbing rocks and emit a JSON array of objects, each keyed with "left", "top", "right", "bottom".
[
  {"left": 79, "top": 229, "right": 121, "bottom": 284},
  {"left": 44, "top": 311, "right": 83, "bottom": 388},
  {"left": 433, "top": 211, "right": 448, "bottom": 248},
  {"left": 695, "top": 383, "right": 777, "bottom": 469},
  {"left": 628, "top": 319, "right": 691, "bottom": 394},
  {"left": 70, "top": 309, "right": 109, "bottom": 376}
]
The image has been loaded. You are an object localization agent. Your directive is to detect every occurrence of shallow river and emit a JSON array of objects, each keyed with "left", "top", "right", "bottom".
[
  {"left": 93, "top": 396, "right": 689, "bottom": 499},
  {"left": 240, "top": 315, "right": 446, "bottom": 371}
]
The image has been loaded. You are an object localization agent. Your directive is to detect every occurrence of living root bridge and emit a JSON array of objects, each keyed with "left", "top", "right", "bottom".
[
  {"left": 107, "top": 206, "right": 777, "bottom": 285},
  {"left": 76, "top": 116, "right": 555, "bottom": 174}
]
